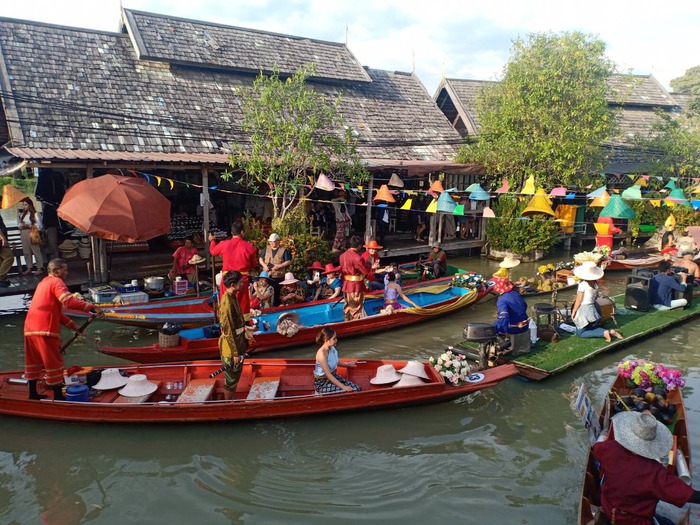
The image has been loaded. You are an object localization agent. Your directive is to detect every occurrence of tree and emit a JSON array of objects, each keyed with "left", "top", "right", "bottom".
[
  {"left": 456, "top": 32, "right": 617, "bottom": 190},
  {"left": 224, "top": 64, "right": 368, "bottom": 221},
  {"left": 670, "top": 66, "right": 700, "bottom": 94}
]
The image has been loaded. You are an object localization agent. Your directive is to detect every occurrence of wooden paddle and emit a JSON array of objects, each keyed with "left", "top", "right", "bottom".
[{"left": 60, "top": 314, "right": 98, "bottom": 355}]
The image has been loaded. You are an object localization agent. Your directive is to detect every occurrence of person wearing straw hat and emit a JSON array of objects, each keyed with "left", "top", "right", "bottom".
[
  {"left": 305, "top": 261, "right": 325, "bottom": 301},
  {"left": 593, "top": 411, "right": 700, "bottom": 524},
  {"left": 24, "top": 258, "right": 103, "bottom": 400},
  {"left": 491, "top": 275, "right": 530, "bottom": 355},
  {"left": 250, "top": 270, "right": 274, "bottom": 309},
  {"left": 313, "top": 327, "right": 361, "bottom": 394},
  {"left": 361, "top": 239, "right": 384, "bottom": 291},
  {"left": 339, "top": 235, "right": 371, "bottom": 320},
  {"left": 209, "top": 222, "right": 257, "bottom": 320},
  {"left": 0, "top": 214, "right": 13, "bottom": 287},
  {"left": 278, "top": 272, "right": 305, "bottom": 306},
  {"left": 167, "top": 237, "right": 199, "bottom": 284},
  {"left": 426, "top": 243, "right": 447, "bottom": 278},
  {"left": 320, "top": 263, "right": 342, "bottom": 300},
  {"left": 571, "top": 262, "right": 623, "bottom": 342},
  {"left": 218, "top": 271, "right": 252, "bottom": 400}
]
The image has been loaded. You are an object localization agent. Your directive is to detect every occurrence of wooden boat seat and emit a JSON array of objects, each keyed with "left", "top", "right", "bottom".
[
  {"left": 246, "top": 377, "right": 280, "bottom": 400},
  {"left": 176, "top": 378, "right": 217, "bottom": 403},
  {"left": 114, "top": 380, "right": 161, "bottom": 404}
]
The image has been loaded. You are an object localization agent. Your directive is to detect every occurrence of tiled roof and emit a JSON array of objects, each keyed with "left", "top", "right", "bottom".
[
  {"left": 122, "top": 9, "right": 371, "bottom": 84},
  {"left": 606, "top": 74, "right": 677, "bottom": 107},
  {"left": 0, "top": 14, "right": 463, "bottom": 164}
]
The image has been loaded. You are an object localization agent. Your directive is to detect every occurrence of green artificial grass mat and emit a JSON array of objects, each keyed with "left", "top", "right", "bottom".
[{"left": 458, "top": 298, "right": 700, "bottom": 375}]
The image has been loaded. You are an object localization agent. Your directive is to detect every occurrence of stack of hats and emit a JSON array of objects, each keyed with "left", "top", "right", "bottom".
[
  {"left": 58, "top": 239, "right": 78, "bottom": 259},
  {"left": 369, "top": 361, "right": 430, "bottom": 388},
  {"left": 78, "top": 237, "right": 91, "bottom": 259}
]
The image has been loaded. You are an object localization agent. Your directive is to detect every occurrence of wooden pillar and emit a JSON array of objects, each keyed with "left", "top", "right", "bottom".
[
  {"left": 86, "top": 166, "right": 101, "bottom": 283},
  {"left": 201, "top": 167, "right": 210, "bottom": 271},
  {"left": 364, "top": 174, "right": 374, "bottom": 243}
]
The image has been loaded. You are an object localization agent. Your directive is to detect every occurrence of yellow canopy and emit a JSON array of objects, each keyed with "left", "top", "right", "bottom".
[{"left": 522, "top": 189, "right": 555, "bottom": 217}]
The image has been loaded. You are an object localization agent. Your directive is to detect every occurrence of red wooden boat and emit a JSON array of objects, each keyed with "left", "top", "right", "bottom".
[
  {"left": 578, "top": 374, "right": 690, "bottom": 524},
  {"left": 0, "top": 359, "right": 518, "bottom": 423},
  {"left": 66, "top": 262, "right": 469, "bottom": 329},
  {"left": 100, "top": 283, "right": 493, "bottom": 363}
]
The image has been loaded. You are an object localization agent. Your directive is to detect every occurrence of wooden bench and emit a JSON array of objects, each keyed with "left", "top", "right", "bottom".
[
  {"left": 176, "top": 378, "right": 217, "bottom": 403},
  {"left": 246, "top": 376, "right": 280, "bottom": 400}
]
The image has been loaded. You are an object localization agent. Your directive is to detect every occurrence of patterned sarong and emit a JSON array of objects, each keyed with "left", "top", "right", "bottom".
[{"left": 314, "top": 370, "right": 361, "bottom": 394}]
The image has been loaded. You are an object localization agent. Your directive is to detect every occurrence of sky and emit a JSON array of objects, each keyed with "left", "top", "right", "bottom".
[{"left": 0, "top": 0, "right": 698, "bottom": 94}]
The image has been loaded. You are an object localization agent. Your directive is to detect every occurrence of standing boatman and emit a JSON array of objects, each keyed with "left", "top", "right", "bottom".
[
  {"left": 338, "top": 235, "right": 371, "bottom": 321},
  {"left": 209, "top": 222, "right": 258, "bottom": 321},
  {"left": 24, "top": 258, "right": 103, "bottom": 400}
]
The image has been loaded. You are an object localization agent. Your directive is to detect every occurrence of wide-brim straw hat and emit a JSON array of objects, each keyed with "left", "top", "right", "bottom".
[
  {"left": 280, "top": 272, "right": 299, "bottom": 285},
  {"left": 364, "top": 240, "right": 383, "bottom": 250},
  {"left": 307, "top": 261, "right": 324, "bottom": 271},
  {"left": 277, "top": 312, "right": 300, "bottom": 325},
  {"left": 370, "top": 364, "right": 402, "bottom": 385},
  {"left": 93, "top": 368, "right": 129, "bottom": 390},
  {"left": 393, "top": 374, "right": 426, "bottom": 388},
  {"left": 1, "top": 184, "right": 29, "bottom": 209},
  {"left": 612, "top": 411, "right": 673, "bottom": 460},
  {"left": 398, "top": 360, "right": 430, "bottom": 380},
  {"left": 118, "top": 374, "right": 158, "bottom": 397},
  {"left": 574, "top": 261, "right": 604, "bottom": 281},
  {"left": 322, "top": 263, "right": 340, "bottom": 275},
  {"left": 188, "top": 254, "right": 206, "bottom": 265},
  {"left": 499, "top": 256, "right": 521, "bottom": 269}
]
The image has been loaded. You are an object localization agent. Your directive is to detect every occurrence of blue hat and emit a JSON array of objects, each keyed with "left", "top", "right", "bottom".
[{"left": 258, "top": 271, "right": 270, "bottom": 279}]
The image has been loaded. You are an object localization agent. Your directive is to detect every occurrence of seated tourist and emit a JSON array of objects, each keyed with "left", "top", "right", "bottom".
[
  {"left": 278, "top": 272, "right": 305, "bottom": 306},
  {"left": 650, "top": 260, "right": 687, "bottom": 310}
]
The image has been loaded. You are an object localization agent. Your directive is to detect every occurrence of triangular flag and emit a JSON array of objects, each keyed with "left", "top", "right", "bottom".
[
  {"left": 566, "top": 193, "right": 576, "bottom": 199},
  {"left": 453, "top": 204, "right": 465, "bottom": 216},
  {"left": 634, "top": 177, "right": 647, "bottom": 187},
  {"left": 482, "top": 207, "right": 495, "bottom": 218},
  {"left": 691, "top": 200, "right": 700, "bottom": 210},
  {"left": 587, "top": 186, "right": 607, "bottom": 198},
  {"left": 495, "top": 178, "right": 509, "bottom": 194},
  {"left": 550, "top": 187, "right": 567, "bottom": 197},
  {"left": 650, "top": 199, "right": 661, "bottom": 207},
  {"left": 620, "top": 186, "right": 642, "bottom": 200},
  {"left": 521, "top": 175, "right": 536, "bottom": 195},
  {"left": 400, "top": 198, "right": 413, "bottom": 210},
  {"left": 663, "top": 180, "right": 677, "bottom": 190},
  {"left": 155, "top": 175, "right": 162, "bottom": 186},
  {"left": 426, "top": 199, "right": 438, "bottom": 213}
]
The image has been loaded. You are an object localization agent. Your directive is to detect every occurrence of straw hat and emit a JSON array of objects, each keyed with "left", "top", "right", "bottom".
[
  {"left": 392, "top": 374, "right": 426, "bottom": 388},
  {"left": 280, "top": 272, "right": 299, "bottom": 285},
  {"left": 277, "top": 312, "right": 300, "bottom": 325},
  {"left": 370, "top": 364, "right": 402, "bottom": 385},
  {"left": 1, "top": 184, "right": 29, "bottom": 209},
  {"left": 612, "top": 411, "right": 673, "bottom": 460},
  {"left": 364, "top": 239, "right": 383, "bottom": 250},
  {"left": 373, "top": 184, "right": 396, "bottom": 203},
  {"left": 93, "top": 368, "right": 129, "bottom": 390},
  {"left": 118, "top": 374, "right": 158, "bottom": 397},
  {"left": 499, "top": 256, "right": 521, "bottom": 269},
  {"left": 398, "top": 360, "right": 430, "bottom": 380},
  {"left": 322, "top": 263, "right": 340, "bottom": 275},
  {"left": 188, "top": 254, "right": 206, "bottom": 265},
  {"left": 574, "top": 261, "right": 604, "bottom": 281},
  {"left": 307, "top": 261, "right": 324, "bottom": 271},
  {"left": 268, "top": 233, "right": 281, "bottom": 242}
]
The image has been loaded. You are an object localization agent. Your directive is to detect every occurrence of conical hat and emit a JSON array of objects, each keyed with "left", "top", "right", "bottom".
[
  {"left": 1, "top": 184, "right": 29, "bottom": 209},
  {"left": 436, "top": 191, "right": 456, "bottom": 213},
  {"left": 373, "top": 184, "right": 396, "bottom": 203}
]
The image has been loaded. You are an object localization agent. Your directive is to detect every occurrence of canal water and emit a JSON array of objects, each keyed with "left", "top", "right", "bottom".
[{"left": 1, "top": 253, "right": 699, "bottom": 524}]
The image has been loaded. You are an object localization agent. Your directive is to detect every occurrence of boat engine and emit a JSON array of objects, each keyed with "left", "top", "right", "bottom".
[{"left": 461, "top": 323, "right": 511, "bottom": 370}]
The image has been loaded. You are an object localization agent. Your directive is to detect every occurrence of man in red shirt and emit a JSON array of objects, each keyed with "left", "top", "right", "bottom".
[
  {"left": 593, "top": 411, "right": 700, "bottom": 524},
  {"left": 209, "top": 222, "right": 257, "bottom": 320},
  {"left": 24, "top": 258, "right": 102, "bottom": 400},
  {"left": 339, "top": 235, "right": 370, "bottom": 321}
]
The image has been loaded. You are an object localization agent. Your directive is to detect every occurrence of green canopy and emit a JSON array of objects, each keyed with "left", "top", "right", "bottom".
[{"left": 599, "top": 194, "right": 636, "bottom": 219}]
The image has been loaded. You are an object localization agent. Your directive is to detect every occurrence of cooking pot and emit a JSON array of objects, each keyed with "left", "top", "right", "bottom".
[{"left": 144, "top": 276, "right": 165, "bottom": 291}]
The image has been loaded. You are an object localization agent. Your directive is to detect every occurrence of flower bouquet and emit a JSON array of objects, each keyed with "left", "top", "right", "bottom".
[
  {"left": 573, "top": 251, "right": 605, "bottom": 265},
  {"left": 452, "top": 273, "right": 485, "bottom": 291},
  {"left": 429, "top": 350, "right": 471, "bottom": 385},
  {"left": 617, "top": 359, "right": 685, "bottom": 391}
]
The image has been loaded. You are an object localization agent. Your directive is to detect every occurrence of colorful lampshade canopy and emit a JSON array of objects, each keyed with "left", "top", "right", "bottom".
[
  {"left": 436, "top": 191, "right": 457, "bottom": 213},
  {"left": 522, "top": 190, "right": 555, "bottom": 217},
  {"left": 620, "top": 185, "right": 642, "bottom": 200},
  {"left": 589, "top": 191, "right": 610, "bottom": 207},
  {"left": 663, "top": 179, "right": 677, "bottom": 190},
  {"left": 314, "top": 173, "right": 336, "bottom": 192},
  {"left": 599, "top": 194, "right": 636, "bottom": 219},
  {"left": 666, "top": 188, "right": 689, "bottom": 206},
  {"left": 373, "top": 184, "right": 396, "bottom": 203},
  {"left": 469, "top": 186, "right": 491, "bottom": 201},
  {"left": 466, "top": 183, "right": 482, "bottom": 192},
  {"left": 429, "top": 180, "right": 445, "bottom": 193},
  {"left": 388, "top": 173, "right": 404, "bottom": 188}
]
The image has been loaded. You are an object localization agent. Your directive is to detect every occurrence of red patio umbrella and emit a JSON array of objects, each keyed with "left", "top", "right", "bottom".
[{"left": 58, "top": 174, "right": 171, "bottom": 242}]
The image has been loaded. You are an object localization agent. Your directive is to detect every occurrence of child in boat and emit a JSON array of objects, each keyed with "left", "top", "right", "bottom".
[
  {"left": 250, "top": 271, "right": 274, "bottom": 309},
  {"left": 320, "top": 263, "right": 342, "bottom": 299},
  {"left": 313, "top": 327, "right": 361, "bottom": 394},
  {"left": 278, "top": 272, "right": 305, "bottom": 306},
  {"left": 571, "top": 262, "right": 623, "bottom": 342},
  {"left": 305, "top": 261, "right": 324, "bottom": 301},
  {"left": 383, "top": 272, "right": 419, "bottom": 310}
]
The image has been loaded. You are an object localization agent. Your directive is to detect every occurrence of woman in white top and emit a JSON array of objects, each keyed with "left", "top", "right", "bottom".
[
  {"left": 18, "top": 197, "right": 44, "bottom": 275},
  {"left": 570, "top": 262, "right": 623, "bottom": 342}
]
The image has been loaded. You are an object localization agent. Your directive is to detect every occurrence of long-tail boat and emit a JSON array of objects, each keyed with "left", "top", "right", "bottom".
[
  {"left": 100, "top": 282, "right": 492, "bottom": 363},
  {"left": 0, "top": 359, "right": 517, "bottom": 423}
]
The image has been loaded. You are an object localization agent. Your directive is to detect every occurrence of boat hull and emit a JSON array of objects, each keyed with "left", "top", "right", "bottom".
[
  {"left": 100, "top": 285, "right": 492, "bottom": 363},
  {"left": 0, "top": 359, "right": 517, "bottom": 423}
]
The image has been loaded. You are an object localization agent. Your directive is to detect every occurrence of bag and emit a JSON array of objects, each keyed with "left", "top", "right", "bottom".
[
  {"left": 538, "top": 327, "right": 560, "bottom": 343},
  {"left": 29, "top": 225, "right": 41, "bottom": 245}
]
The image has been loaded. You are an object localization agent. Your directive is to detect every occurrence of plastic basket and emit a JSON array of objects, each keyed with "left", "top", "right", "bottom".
[
  {"left": 173, "top": 280, "right": 189, "bottom": 295},
  {"left": 158, "top": 332, "right": 180, "bottom": 348}
]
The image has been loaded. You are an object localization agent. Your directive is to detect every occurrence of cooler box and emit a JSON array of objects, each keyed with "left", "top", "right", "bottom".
[
  {"left": 89, "top": 286, "right": 117, "bottom": 303},
  {"left": 113, "top": 291, "right": 149, "bottom": 305}
]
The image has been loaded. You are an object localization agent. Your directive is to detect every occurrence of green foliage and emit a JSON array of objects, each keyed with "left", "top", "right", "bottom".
[
  {"left": 670, "top": 66, "right": 700, "bottom": 94},
  {"left": 486, "top": 197, "right": 560, "bottom": 254},
  {"left": 626, "top": 199, "right": 700, "bottom": 240},
  {"left": 456, "top": 32, "right": 617, "bottom": 189},
  {"left": 0, "top": 177, "right": 35, "bottom": 192},
  {"left": 224, "top": 64, "right": 368, "bottom": 220}
]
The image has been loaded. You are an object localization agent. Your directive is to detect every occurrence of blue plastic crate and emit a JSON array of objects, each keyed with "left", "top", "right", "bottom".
[{"left": 115, "top": 282, "right": 139, "bottom": 293}]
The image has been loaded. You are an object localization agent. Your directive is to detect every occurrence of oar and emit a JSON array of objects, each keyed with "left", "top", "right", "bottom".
[
  {"left": 61, "top": 314, "right": 98, "bottom": 355},
  {"left": 209, "top": 346, "right": 257, "bottom": 378},
  {"left": 330, "top": 295, "right": 344, "bottom": 309}
]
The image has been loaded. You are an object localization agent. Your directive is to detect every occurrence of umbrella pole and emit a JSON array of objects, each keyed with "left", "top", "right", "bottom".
[{"left": 99, "top": 239, "right": 109, "bottom": 283}]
